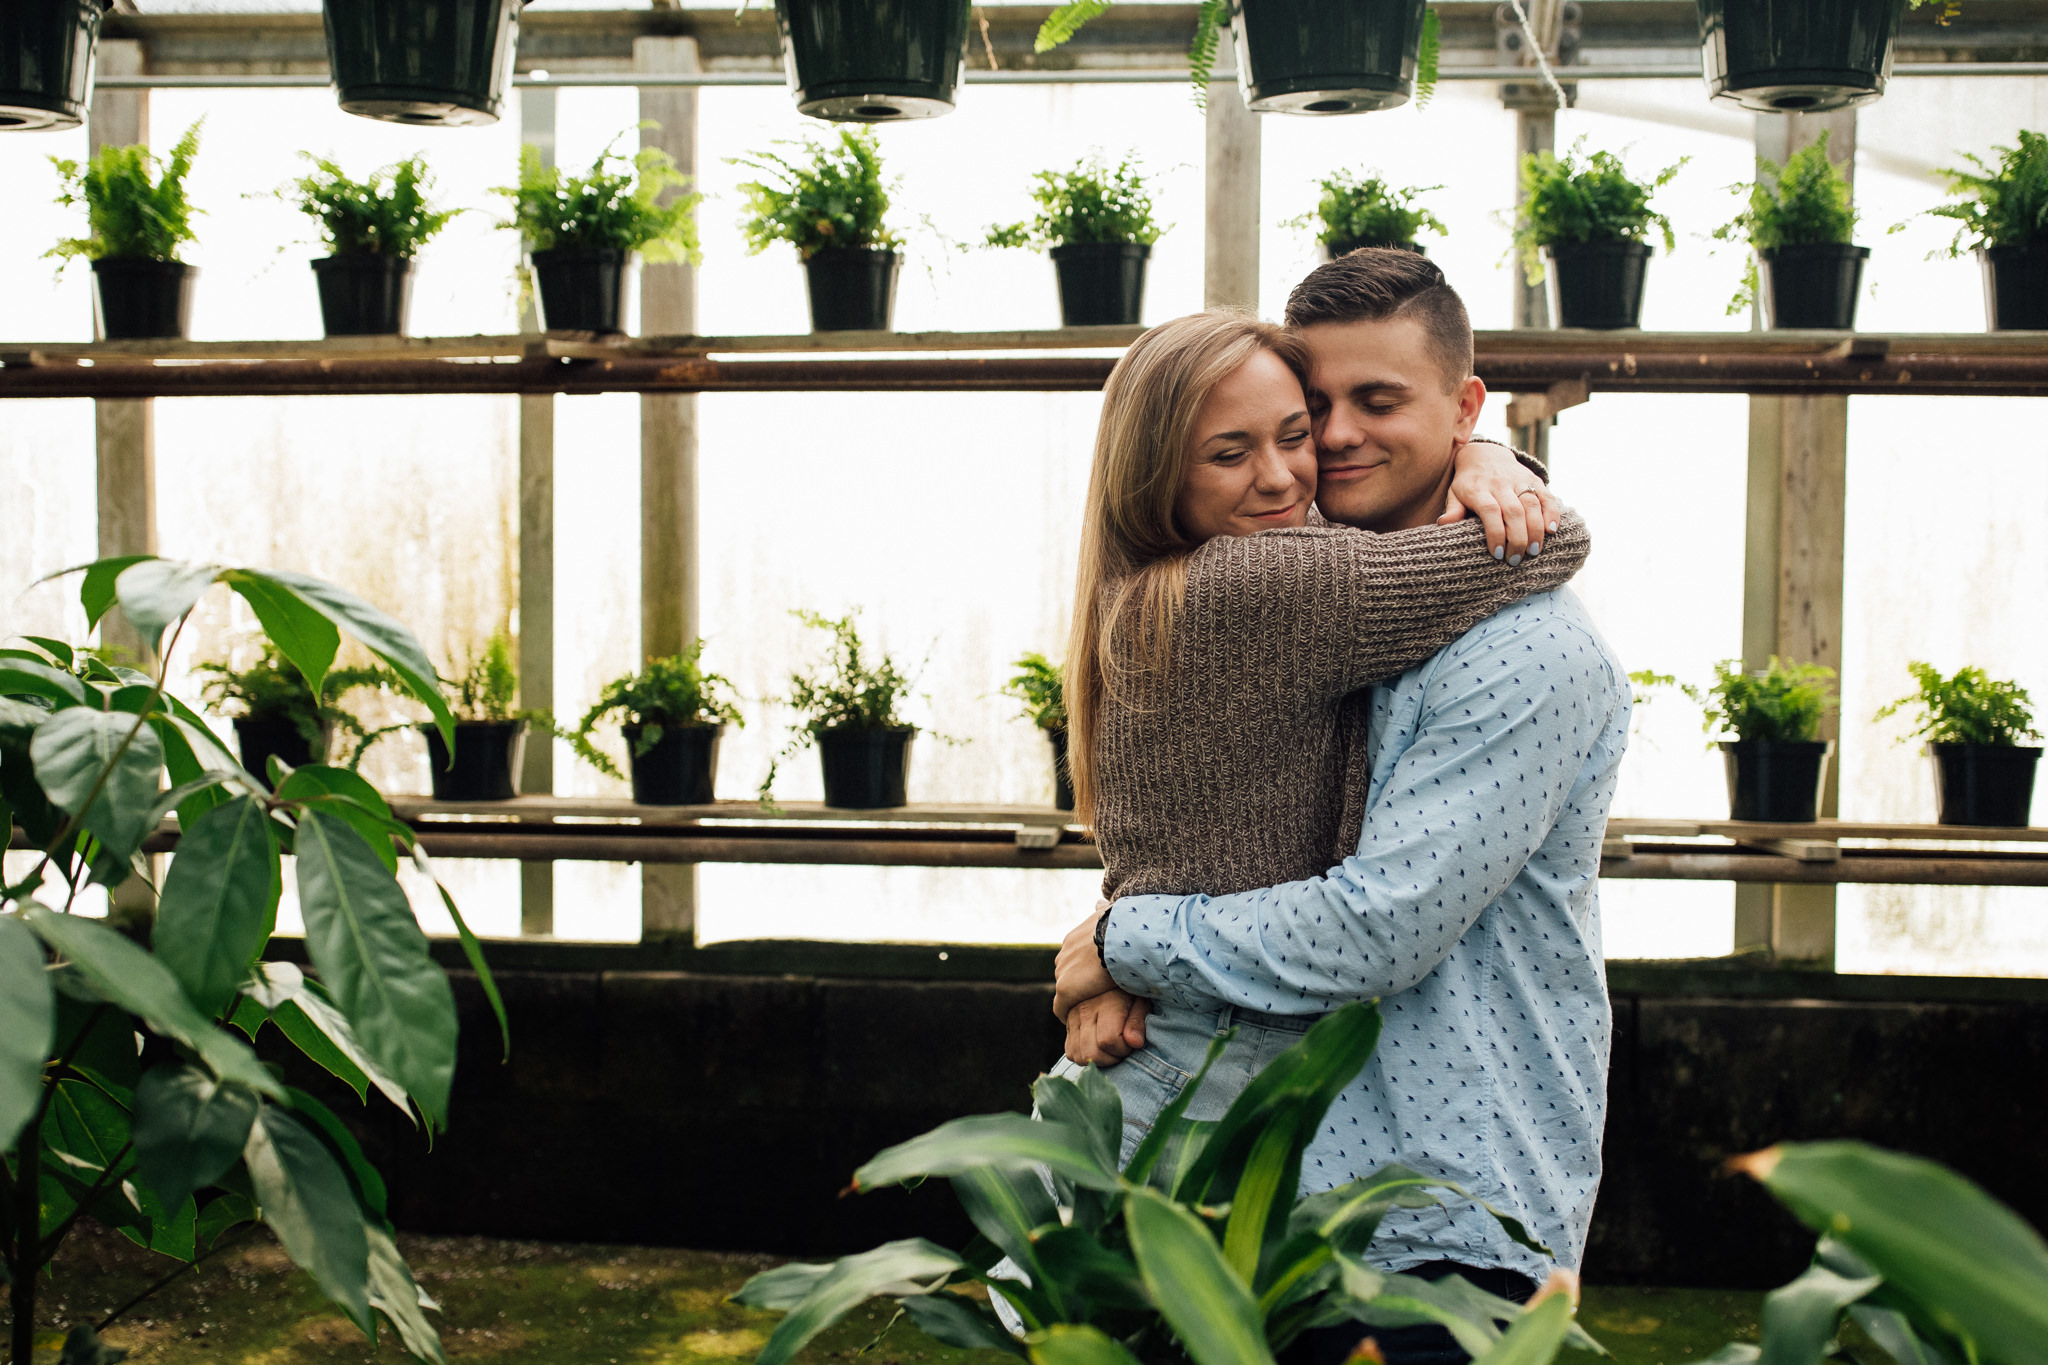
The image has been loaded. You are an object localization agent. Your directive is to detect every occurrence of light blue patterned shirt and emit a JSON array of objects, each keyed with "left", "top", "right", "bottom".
[{"left": 1101, "top": 589, "right": 1628, "bottom": 1282}]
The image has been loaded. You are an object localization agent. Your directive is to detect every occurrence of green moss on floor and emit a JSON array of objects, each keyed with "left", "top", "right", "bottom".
[{"left": 9, "top": 1224, "right": 1759, "bottom": 1364}]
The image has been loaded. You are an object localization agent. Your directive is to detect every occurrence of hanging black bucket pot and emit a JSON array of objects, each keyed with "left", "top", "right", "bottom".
[
  {"left": 1980, "top": 244, "right": 2048, "bottom": 331},
  {"left": 1760, "top": 243, "right": 1869, "bottom": 329},
  {"left": 805, "top": 248, "right": 900, "bottom": 332},
  {"left": 1051, "top": 244, "right": 1149, "bottom": 328},
  {"left": 624, "top": 724, "right": 722, "bottom": 806},
  {"left": 92, "top": 260, "right": 197, "bottom": 340},
  {"left": 422, "top": 721, "right": 525, "bottom": 802},
  {"left": 1697, "top": 0, "right": 1906, "bottom": 114},
  {"left": 774, "top": 0, "right": 971, "bottom": 122},
  {"left": 322, "top": 0, "right": 525, "bottom": 127},
  {"left": 1930, "top": 744, "right": 2041, "bottom": 828},
  {"left": 1231, "top": 0, "right": 1428, "bottom": 115},
  {"left": 0, "top": 0, "right": 106, "bottom": 132},
  {"left": 817, "top": 726, "right": 915, "bottom": 809},
  {"left": 1547, "top": 241, "right": 1651, "bottom": 329},
  {"left": 530, "top": 248, "right": 632, "bottom": 334},
  {"left": 1721, "top": 739, "right": 1833, "bottom": 823},
  {"left": 312, "top": 255, "right": 415, "bottom": 336}
]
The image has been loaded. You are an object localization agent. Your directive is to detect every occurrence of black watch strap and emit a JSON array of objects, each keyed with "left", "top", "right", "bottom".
[{"left": 1093, "top": 907, "right": 1111, "bottom": 960}]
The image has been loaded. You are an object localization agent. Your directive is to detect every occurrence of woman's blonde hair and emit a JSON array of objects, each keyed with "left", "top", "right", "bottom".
[{"left": 1064, "top": 310, "right": 1311, "bottom": 825}]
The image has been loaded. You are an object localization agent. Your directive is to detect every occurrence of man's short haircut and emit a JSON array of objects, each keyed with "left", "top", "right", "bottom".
[{"left": 1283, "top": 248, "right": 1474, "bottom": 394}]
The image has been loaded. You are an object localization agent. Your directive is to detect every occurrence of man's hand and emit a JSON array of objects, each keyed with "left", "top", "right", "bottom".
[
  {"left": 1054, "top": 901, "right": 1117, "bottom": 1022},
  {"left": 1440, "top": 438, "right": 1561, "bottom": 567},
  {"left": 1065, "top": 990, "right": 1151, "bottom": 1067}
]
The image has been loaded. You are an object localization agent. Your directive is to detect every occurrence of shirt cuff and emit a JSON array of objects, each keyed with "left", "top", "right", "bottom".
[{"left": 1100, "top": 893, "right": 1194, "bottom": 1002}]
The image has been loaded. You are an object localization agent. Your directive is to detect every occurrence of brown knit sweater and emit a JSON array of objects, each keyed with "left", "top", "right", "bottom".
[{"left": 1092, "top": 509, "right": 1590, "bottom": 901}]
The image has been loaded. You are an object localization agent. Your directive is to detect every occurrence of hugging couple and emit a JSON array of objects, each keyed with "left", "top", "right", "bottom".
[{"left": 1015, "top": 248, "right": 1629, "bottom": 1365}]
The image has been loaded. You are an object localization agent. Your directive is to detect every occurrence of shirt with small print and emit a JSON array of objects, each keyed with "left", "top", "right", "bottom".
[{"left": 1101, "top": 587, "right": 1629, "bottom": 1284}]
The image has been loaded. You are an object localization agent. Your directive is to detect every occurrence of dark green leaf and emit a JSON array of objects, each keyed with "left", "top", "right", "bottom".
[
  {"left": 1846, "top": 1304, "right": 1955, "bottom": 1365},
  {"left": 1758, "top": 1259, "right": 1881, "bottom": 1365},
  {"left": 31, "top": 707, "right": 164, "bottom": 866},
  {"left": 131, "top": 1062, "right": 261, "bottom": 1214},
  {"left": 243, "top": 1104, "right": 372, "bottom": 1331},
  {"left": 1221, "top": 1112, "right": 1299, "bottom": 1281},
  {"left": 1034, "top": 1067, "right": 1121, "bottom": 1177},
  {"left": 0, "top": 659, "right": 88, "bottom": 708},
  {"left": 1469, "top": 1291, "right": 1573, "bottom": 1365},
  {"left": 295, "top": 810, "right": 455, "bottom": 1129},
  {"left": 248, "top": 962, "right": 409, "bottom": 1114},
  {"left": 410, "top": 845, "right": 508, "bottom": 1061},
  {"left": 952, "top": 1165, "right": 1059, "bottom": 1272},
  {"left": 1027, "top": 1324, "right": 1142, "bottom": 1365},
  {"left": 0, "top": 914, "right": 55, "bottom": 1150},
  {"left": 197, "top": 1189, "right": 258, "bottom": 1248},
  {"left": 737, "top": 1239, "right": 962, "bottom": 1365},
  {"left": 900, "top": 1292, "right": 1027, "bottom": 1357},
  {"left": 287, "top": 1085, "right": 389, "bottom": 1223},
  {"left": 1125, "top": 1186, "right": 1275, "bottom": 1365},
  {"left": 278, "top": 766, "right": 409, "bottom": 873},
  {"left": 241, "top": 569, "right": 453, "bottom": 748},
  {"left": 734, "top": 1261, "right": 835, "bottom": 1311},
  {"left": 113, "top": 558, "right": 220, "bottom": 642},
  {"left": 78, "top": 555, "right": 156, "bottom": 628},
  {"left": 221, "top": 570, "right": 341, "bottom": 703},
  {"left": 1289, "top": 1164, "right": 1446, "bottom": 1256},
  {"left": 1, "top": 723, "right": 67, "bottom": 851},
  {"left": 1031, "top": 1226, "right": 1152, "bottom": 1312},
  {"left": 366, "top": 1222, "right": 445, "bottom": 1363},
  {"left": 1340, "top": 1265, "right": 1500, "bottom": 1359},
  {"left": 855, "top": 1114, "right": 1119, "bottom": 1194},
  {"left": 23, "top": 636, "right": 76, "bottom": 668},
  {"left": 154, "top": 796, "right": 278, "bottom": 1018},
  {"left": 45, "top": 1076, "right": 129, "bottom": 1173}
]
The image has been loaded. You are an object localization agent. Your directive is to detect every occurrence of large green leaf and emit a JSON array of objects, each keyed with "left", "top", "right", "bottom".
[
  {"left": 220, "top": 570, "right": 341, "bottom": 702},
  {"left": 77, "top": 554, "right": 155, "bottom": 627},
  {"left": 131, "top": 1062, "right": 260, "bottom": 1214},
  {"left": 1034, "top": 1067, "right": 1122, "bottom": 1177},
  {"left": 737, "top": 1239, "right": 963, "bottom": 1365},
  {"left": 1027, "top": 1323, "right": 1144, "bottom": 1365},
  {"left": 31, "top": 706, "right": 165, "bottom": 866},
  {"left": 733, "top": 1260, "right": 835, "bottom": 1312},
  {"left": 244, "top": 1104, "right": 372, "bottom": 1331},
  {"left": 113, "top": 557, "right": 221, "bottom": 641},
  {"left": 1846, "top": 1304, "right": 1954, "bottom": 1365},
  {"left": 854, "top": 1114, "right": 1119, "bottom": 1194},
  {"left": 1740, "top": 1141, "right": 2048, "bottom": 1365},
  {"left": 1337, "top": 1264, "right": 1502, "bottom": 1359},
  {"left": 1469, "top": 1292, "right": 1574, "bottom": 1365},
  {"left": 154, "top": 796, "right": 279, "bottom": 1018},
  {"left": 1222, "top": 1113, "right": 1300, "bottom": 1282},
  {"left": 104, "top": 685, "right": 245, "bottom": 830},
  {"left": 411, "top": 845, "right": 508, "bottom": 1061},
  {"left": 952, "top": 1165, "right": 1060, "bottom": 1270},
  {"left": 900, "top": 1292, "right": 1026, "bottom": 1357},
  {"left": 236, "top": 569, "right": 453, "bottom": 747},
  {"left": 294, "top": 810, "right": 456, "bottom": 1130},
  {"left": 1289, "top": 1165, "right": 1446, "bottom": 1254},
  {"left": 0, "top": 913, "right": 55, "bottom": 1150},
  {"left": 246, "top": 962, "right": 412, "bottom": 1117},
  {"left": 0, "top": 658, "right": 89, "bottom": 707},
  {"left": 1757, "top": 1258, "right": 1881, "bottom": 1365},
  {"left": 1125, "top": 1187, "right": 1276, "bottom": 1365},
  {"left": 1031, "top": 1226, "right": 1153, "bottom": 1313},
  {"left": 22, "top": 905, "right": 282, "bottom": 1099},
  {"left": 287, "top": 1085, "right": 390, "bottom": 1223},
  {"left": 278, "top": 766, "right": 410, "bottom": 874},
  {"left": 366, "top": 1221, "right": 446, "bottom": 1363}
]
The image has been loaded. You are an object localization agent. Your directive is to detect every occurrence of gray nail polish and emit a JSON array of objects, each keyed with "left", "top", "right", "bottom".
[
  {"left": 1493, "top": 545, "right": 1504, "bottom": 560},
  {"left": 1548, "top": 521, "right": 1559, "bottom": 534},
  {"left": 1529, "top": 543, "right": 1542, "bottom": 557},
  {"left": 1508, "top": 554, "right": 1522, "bottom": 567}
]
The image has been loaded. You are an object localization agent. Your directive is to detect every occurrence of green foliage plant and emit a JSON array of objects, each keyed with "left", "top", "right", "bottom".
[
  {"left": 1683, "top": 657, "right": 1837, "bottom": 744},
  {"left": 758, "top": 611, "right": 920, "bottom": 805},
  {"left": 194, "top": 640, "right": 392, "bottom": 768},
  {"left": 732, "top": 1002, "right": 1599, "bottom": 1365},
  {"left": 1922, "top": 128, "right": 2048, "bottom": 255},
  {"left": 1513, "top": 138, "right": 1686, "bottom": 285},
  {"left": 48, "top": 120, "right": 203, "bottom": 266},
  {"left": 280, "top": 153, "right": 461, "bottom": 259},
  {"left": 1874, "top": 661, "right": 2040, "bottom": 747},
  {"left": 494, "top": 129, "right": 702, "bottom": 261},
  {"left": 1004, "top": 653, "right": 1067, "bottom": 732},
  {"left": 1284, "top": 171, "right": 1447, "bottom": 252},
  {"left": 566, "top": 644, "right": 743, "bottom": 782},
  {"left": 0, "top": 555, "right": 508, "bottom": 1365},
  {"left": 1711, "top": 133, "right": 1858, "bottom": 313},
  {"left": 986, "top": 155, "right": 1164, "bottom": 251},
  {"left": 444, "top": 631, "right": 520, "bottom": 724},
  {"left": 731, "top": 128, "right": 902, "bottom": 260}
]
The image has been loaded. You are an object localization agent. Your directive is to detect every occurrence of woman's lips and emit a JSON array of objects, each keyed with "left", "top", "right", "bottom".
[{"left": 1244, "top": 502, "right": 1301, "bottom": 523}]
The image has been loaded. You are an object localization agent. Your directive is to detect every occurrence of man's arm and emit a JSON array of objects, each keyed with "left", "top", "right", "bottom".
[{"left": 1097, "top": 609, "right": 1620, "bottom": 1015}]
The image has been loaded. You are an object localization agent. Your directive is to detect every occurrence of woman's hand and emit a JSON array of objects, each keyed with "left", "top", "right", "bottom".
[
  {"left": 1054, "top": 902, "right": 1117, "bottom": 1021},
  {"left": 1065, "top": 990, "right": 1151, "bottom": 1067},
  {"left": 1440, "top": 439, "right": 1562, "bottom": 567}
]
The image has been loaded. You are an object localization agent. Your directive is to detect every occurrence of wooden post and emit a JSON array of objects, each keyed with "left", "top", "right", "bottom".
[
  {"left": 1510, "top": 109, "right": 1555, "bottom": 465},
  {"left": 1735, "top": 109, "right": 1855, "bottom": 966},
  {"left": 517, "top": 86, "right": 557, "bottom": 936},
  {"left": 636, "top": 35, "right": 702, "bottom": 941},
  {"left": 1203, "top": 78, "right": 1261, "bottom": 310}
]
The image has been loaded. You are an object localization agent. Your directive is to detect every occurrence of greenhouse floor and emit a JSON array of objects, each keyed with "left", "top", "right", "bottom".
[{"left": 16, "top": 1223, "right": 1762, "bottom": 1364}]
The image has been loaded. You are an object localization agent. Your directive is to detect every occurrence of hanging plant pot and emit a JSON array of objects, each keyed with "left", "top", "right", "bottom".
[
  {"left": 0, "top": 0, "right": 106, "bottom": 132},
  {"left": 531, "top": 248, "right": 632, "bottom": 334},
  {"left": 235, "top": 717, "right": 332, "bottom": 789},
  {"left": 1980, "top": 244, "right": 2048, "bottom": 331},
  {"left": 421, "top": 721, "right": 524, "bottom": 802},
  {"left": 623, "top": 723, "right": 724, "bottom": 806},
  {"left": 322, "top": 0, "right": 524, "bottom": 127},
  {"left": 1050, "top": 243, "right": 1149, "bottom": 328},
  {"left": 1697, "top": 0, "right": 1905, "bottom": 113},
  {"left": 312, "top": 255, "right": 415, "bottom": 337},
  {"left": 1759, "top": 243, "right": 1868, "bottom": 329},
  {"left": 1325, "top": 238, "right": 1426, "bottom": 259},
  {"left": 1930, "top": 743, "right": 2041, "bottom": 828},
  {"left": 91, "top": 260, "right": 197, "bottom": 340},
  {"left": 1546, "top": 241, "right": 1651, "bottom": 329},
  {"left": 774, "top": 0, "right": 971, "bottom": 122},
  {"left": 1721, "top": 739, "right": 1833, "bottom": 823},
  {"left": 1232, "top": 0, "right": 1428, "bottom": 115},
  {"left": 1046, "top": 724, "right": 1075, "bottom": 813},
  {"left": 804, "top": 248, "right": 900, "bottom": 332},
  {"left": 817, "top": 726, "right": 915, "bottom": 809}
]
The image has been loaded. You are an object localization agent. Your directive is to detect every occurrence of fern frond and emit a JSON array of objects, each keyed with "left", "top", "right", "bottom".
[
  {"left": 1036, "top": 0, "right": 1113, "bottom": 53},
  {"left": 1414, "top": 7, "right": 1441, "bottom": 108},
  {"left": 1187, "top": 0, "right": 1228, "bottom": 110}
]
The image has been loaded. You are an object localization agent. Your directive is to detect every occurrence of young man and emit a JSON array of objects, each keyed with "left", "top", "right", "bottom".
[{"left": 1053, "top": 250, "right": 1630, "bottom": 1362}]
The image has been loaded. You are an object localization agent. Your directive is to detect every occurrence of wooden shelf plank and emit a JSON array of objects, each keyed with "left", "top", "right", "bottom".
[{"left": 388, "top": 795, "right": 1078, "bottom": 827}]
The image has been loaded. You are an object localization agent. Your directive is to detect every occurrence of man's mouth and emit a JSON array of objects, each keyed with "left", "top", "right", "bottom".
[{"left": 1318, "top": 460, "right": 1384, "bottom": 483}]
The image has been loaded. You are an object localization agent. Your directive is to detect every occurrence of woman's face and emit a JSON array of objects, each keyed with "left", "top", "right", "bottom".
[{"left": 1173, "top": 349, "right": 1317, "bottom": 541}]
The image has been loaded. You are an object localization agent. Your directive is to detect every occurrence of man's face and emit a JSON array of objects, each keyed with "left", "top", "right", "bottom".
[{"left": 1299, "top": 315, "right": 1486, "bottom": 533}]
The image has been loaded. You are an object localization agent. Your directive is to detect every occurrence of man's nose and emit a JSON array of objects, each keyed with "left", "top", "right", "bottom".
[{"left": 1317, "top": 402, "right": 1365, "bottom": 458}]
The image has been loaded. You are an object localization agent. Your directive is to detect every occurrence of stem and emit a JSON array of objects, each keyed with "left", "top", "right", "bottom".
[
  {"left": 94, "top": 1224, "right": 259, "bottom": 1334},
  {"left": 9, "top": 1124, "right": 38, "bottom": 1365}
]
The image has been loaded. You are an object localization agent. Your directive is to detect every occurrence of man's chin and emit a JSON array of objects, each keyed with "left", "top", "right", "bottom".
[{"left": 1314, "top": 488, "right": 1391, "bottom": 530}]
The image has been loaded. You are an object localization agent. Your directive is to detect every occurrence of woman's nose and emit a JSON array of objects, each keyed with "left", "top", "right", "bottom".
[{"left": 1249, "top": 446, "right": 1294, "bottom": 492}]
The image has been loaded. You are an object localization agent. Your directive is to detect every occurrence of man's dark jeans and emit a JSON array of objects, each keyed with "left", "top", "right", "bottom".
[{"left": 1277, "top": 1262, "right": 1537, "bottom": 1365}]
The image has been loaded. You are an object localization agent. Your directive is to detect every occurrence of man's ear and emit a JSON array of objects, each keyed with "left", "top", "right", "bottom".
[{"left": 1452, "top": 375, "right": 1487, "bottom": 441}]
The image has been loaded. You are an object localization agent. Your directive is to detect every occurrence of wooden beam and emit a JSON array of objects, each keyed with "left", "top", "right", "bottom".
[
  {"left": 1203, "top": 77, "right": 1260, "bottom": 310},
  {"left": 517, "top": 85, "right": 558, "bottom": 938}
]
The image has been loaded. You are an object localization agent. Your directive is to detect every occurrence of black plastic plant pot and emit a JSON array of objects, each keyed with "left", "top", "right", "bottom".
[
  {"left": 234, "top": 717, "right": 331, "bottom": 789},
  {"left": 91, "top": 260, "right": 196, "bottom": 340},
  {"left": 1325, "top": 239, "right": 1426, "bottom": 259},
  {"left": 1046, "top": 724, "right": 1075, "bottom": 814},
  {"left": 0, "top": 0, "right": 106, "bottom": 131},
  {"left": 312, "top": 255, "right": 415, "bottom": 337},
  {"left": 1760, "top": 243, "right": 1869, "bottom": 330},
  {"left": 818, "top": 726, "right": 915, "bottom": 810},
  {"left": 531, "top": 249, "right": 632, "bottom": 334},
  {"left": 774, "top": 0, "right": 970, "bottom": 122},
  {"left": 1547, "top": 241, "right": 1652, "bottom": 330},
  {"left": 1697, "top": 0, "right": 1905, "bottom": 113},
  {"left": 804, "top": 248, "right": 901, "bottom": 332},
  {"left": 422, "top": 721, "right": 524, "bottom": 802},
  {"left": 322, "top": 0, "right": 524, "bottom": 127},
  {"left": 1980, "top": 244, "right": 2048, "bottom": 331},
  {"left": 1232, "top": 0, "right": 1428, "bottom": 115},
  {"left": 1720, "top": 739, "right": 1833, "bottom": 823},
  {"left": 624, "top": 723, "right": 723, "bottom": 806},
  {"left": 1050, "top": 243, "right": 1150, "bottom": 327},
  {"left": 1930, "top": 744, "right": 2041, "bottom": 828}
]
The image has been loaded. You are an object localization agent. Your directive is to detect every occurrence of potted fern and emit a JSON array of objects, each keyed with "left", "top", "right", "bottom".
[
  {"left": 987, "top": 154, "right": 1163, "bottom": 327},
  {"left": 1685, "top": 657, "right": 1838, "bottom": 823},
  {"left": 422, "top": 631, "right": 527, "bottom": 802},
  {"left": 322, "top": 0, "right": 525, "bottom": 127},
  {"left": 48, "top": 121, "right": 204, "bottom": 341},
  {"left": 1287, "top": 170, "right": 1445, "bottom": 257},
  {"left": 570, "top": 645, "right": 743, "bottom": 806},
  {"left": 1927, "top": 129, "right": 2048, "bottom": 331},
  {"left": 1877, "top": 662, "right": 2041, "bottom": 827},
  {"left": 1515, "top": 140, "right": 1685, "bottom": 330},
  {"left": 280, "top": 154, "right": 460, "bottom": 337},
  {"left": 1697, "top": 0, "right": 1906, "bottom": 113},
  {"left": 1714, "top": 132, "right": 1867, "bottom": 328},
  {"left": 0, "top": 0, "right": 107, "bottom": 131},
  {"left": 735, "top": 129, "right": 905, "bottom": 332},
  {"left": 195, "top": 640, "right": 387, "bottom": 788},
  {"left": 773, "top": 0, "right": 972, "bottom": 121},
  {"left": 771, "top": 610, "right": 918, "bottom": 809},
  {"left": 1004, "top": 652, "right": 1072, "bottom": 811},
  {"left": 494, "top": 132, "right": 702, "bottom": 335}
]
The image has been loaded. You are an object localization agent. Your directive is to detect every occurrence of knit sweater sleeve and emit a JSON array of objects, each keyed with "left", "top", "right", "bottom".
[{"left": 1177, "top": 508, "right": 1589, "bottom": 701}]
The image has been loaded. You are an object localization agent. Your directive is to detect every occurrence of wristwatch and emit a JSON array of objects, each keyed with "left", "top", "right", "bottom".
[{"left": 1093, "top": 906, "right": 1111, "bottom": 961}]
